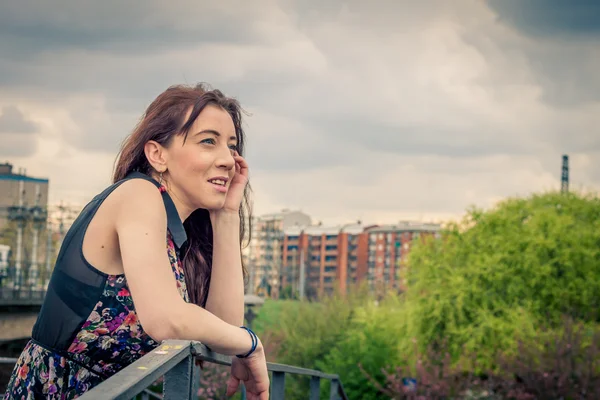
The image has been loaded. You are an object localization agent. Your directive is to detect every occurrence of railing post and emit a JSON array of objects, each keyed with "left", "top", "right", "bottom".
[
  {"left": 271, "top": 371, "right": 285, "bottom": 399},
  {"left": 163, "top": 354, "right": 194, "bottom": 400},
  {"left": 191, "top": 359, "right": 200, "bottom": 398},
  {"left": 310, "top": 376, "right": 320, "bottom": 400},
  {"left": 329, "top": 379, "right": 340, "bottom": 400}
]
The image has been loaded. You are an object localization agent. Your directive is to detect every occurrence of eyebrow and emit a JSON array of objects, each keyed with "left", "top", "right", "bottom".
[{"left": 196, "top": 129, "right": 237, "bottom": 142}]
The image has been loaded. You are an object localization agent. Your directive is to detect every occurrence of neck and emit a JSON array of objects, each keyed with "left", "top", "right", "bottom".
[
  {"left": 167, "top": 187, "right": 195, "bottom": 222},
  {"left": 151, "top": 172, "right": 194, "bottom": 222}
]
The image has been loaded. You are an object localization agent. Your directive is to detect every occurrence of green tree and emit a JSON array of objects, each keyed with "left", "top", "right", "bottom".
[
  {"left": 263, "top": 284, "right": 372, "bottom": 399},
  {"left": 318, "top": 294, "right": 407, "bottom": 400},
  {"left": 404, "top": 191, "right": 600, "bottom": 369}
]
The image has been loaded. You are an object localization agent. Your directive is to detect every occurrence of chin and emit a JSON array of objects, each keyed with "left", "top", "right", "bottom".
[{"left": 195, "top": 200, "right": 226, "bottom": 211}]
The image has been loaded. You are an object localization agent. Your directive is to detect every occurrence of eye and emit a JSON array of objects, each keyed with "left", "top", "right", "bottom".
[
  {"left": 228, "top": 144, "right": 238, "bottom": 151},
  {"left": 200, "top": 138, "right": 216, "bottom": 145}
]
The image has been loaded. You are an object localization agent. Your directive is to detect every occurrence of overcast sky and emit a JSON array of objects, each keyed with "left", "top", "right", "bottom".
[{"left": 0, "top": 0, "right": 599, "bottom": 225}]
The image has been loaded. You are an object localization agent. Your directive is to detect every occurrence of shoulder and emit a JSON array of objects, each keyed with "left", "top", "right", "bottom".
[{"left": 110, "top": 178, "right": 167, "bottom": 225}]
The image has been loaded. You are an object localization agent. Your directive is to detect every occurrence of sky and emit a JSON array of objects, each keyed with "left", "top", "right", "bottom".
[{"left": 0, "top": 0, "right": 599, "bottom": 226}]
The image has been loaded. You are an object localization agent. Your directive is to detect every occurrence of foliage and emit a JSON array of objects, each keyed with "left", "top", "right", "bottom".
[
  {"left": 318, "top": 293, "right": 407, "bottom": 399},
  {"left": 364, "top": 316, "right": 600, "bottom": 399},
  {"left": 278, "top": 284, "right": 298, "bottom": 300},
  {"left": 252, "top": 299, "right": 300, "bottom": 340},
  {"left": 404, "top": 191, "right": 600, "bottom": 369},
  {"left": 258, "top": 284, "right": 374, "bottom": 399},
  {"left": 250, "top": 190, "right": 600, "bottom": 399}
]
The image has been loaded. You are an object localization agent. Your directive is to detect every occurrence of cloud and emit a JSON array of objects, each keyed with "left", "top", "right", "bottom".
[
  {"left": 487, "top": 0, "right": 600, "bottom": 38},
  {"left": 0, "top": 106, "right": 37, "bottom": 134},
  {"left": 482, "top": 0, "right": 600, "bottom": 107},
  {"left": 0, "top": 0, "right": 598, "bottom": 224},
  {"left": 0, "top": 105, "right": 39, "bottom": 157}
]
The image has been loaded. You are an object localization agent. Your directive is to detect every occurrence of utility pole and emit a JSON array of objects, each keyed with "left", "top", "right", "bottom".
[
  {"left": 561, "top": 155, "right": 569, "bottom": 193},
  {"left": 8, "top": 180, "right": 27, "bottom": 289},
  {"left": 29, "top": 185, "right": 47, "bottom": 288},
  {"left": 299, "top": 247, "right": 305, "bottom": 301}
]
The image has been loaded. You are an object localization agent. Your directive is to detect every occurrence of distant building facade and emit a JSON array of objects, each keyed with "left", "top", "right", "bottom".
[
  {"left": 278, "top": 220, "right": 442, "bottom": 298},
  {"left": 363, "top": 221, "right": 441, "bottom": 291},
  {"left": 247, "top": 209, "right": 311, "bottom": 298},
  {"left": 0, "top": 163, "right": 49, "bottom": 233},
  {"left": 281, "top": 222, "right": 368, "bottom": 298}
]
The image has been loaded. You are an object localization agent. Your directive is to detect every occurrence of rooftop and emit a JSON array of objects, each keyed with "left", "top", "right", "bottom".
[{"left": 0, "top": 162, "right": 49, "bottom": 183}]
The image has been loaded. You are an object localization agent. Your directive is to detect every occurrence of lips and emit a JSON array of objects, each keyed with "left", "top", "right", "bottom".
[
  {"left": 208, "top": 176, "right": 229, "bottom": 193},
  {"left": 208, "top": 178, "right": 226, "bottom": 186}
]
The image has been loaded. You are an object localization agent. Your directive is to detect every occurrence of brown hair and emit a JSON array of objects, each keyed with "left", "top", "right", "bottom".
[{"left": 113, "top": 83, "right": 252, "bottom": 306}]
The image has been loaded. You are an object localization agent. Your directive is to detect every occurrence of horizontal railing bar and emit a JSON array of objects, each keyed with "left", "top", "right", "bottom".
[
  {"left": 78, "top": 340, "right": 191, "bottom": 400},
  {"left": 142, "top": 388, "right": 163, "bottom": 399},
  {"left": 192, "top": 343, "right": 340, "bottom": 380},
  {"left": 77, "top": 340, "right": 349, "bottom": 399},
  {"left": 0, "top": 357, "right": 18, "bottom": 364},
  {"left": 266, "top": 362, "right": 339, "bottom": 380},
  {"left": 190, "top": 343, "right": 233, "bottom": 366}
]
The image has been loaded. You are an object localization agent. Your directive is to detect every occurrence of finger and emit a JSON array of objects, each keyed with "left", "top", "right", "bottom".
[
  {"left": 233, "top": 153, "right": 249, "bottom": 169},
  {"left": 234, "top": 158, "right": 248, "bottom": 178},
  {"left": 226, "top": 376, "right": 240, "bottom": 397}
]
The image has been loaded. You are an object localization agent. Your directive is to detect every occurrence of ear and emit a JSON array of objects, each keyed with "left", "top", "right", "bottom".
[{"left": 144, "top": 140, "right": 168, "bottom": 173}]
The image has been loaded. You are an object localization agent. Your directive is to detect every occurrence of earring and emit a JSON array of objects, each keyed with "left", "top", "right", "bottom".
[{"left": 159, "top": 171, "right": 164, "bottom": 186}]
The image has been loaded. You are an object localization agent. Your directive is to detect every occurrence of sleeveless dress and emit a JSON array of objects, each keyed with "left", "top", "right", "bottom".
[{"left": 3, "top": 172, "right": 189, "bottom": 399}]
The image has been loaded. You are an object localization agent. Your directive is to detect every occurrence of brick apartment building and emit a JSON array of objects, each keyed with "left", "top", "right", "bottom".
[
  {"left": 281, "top": 222, "right": 367, "bottom": 298},
  {"left": 365, "top": 222, "right": 441, "bottom": 291},
  {"left": 279, "top": 221, "right": 441, "bottom": 298}
]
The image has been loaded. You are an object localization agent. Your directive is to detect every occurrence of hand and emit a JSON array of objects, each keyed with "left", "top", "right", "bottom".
[
  {"left": 226, "top": 343, "right": 270, "bottom": 399},
  {"left": 219, "top": 152, "right": 249, "bottom": 215}
]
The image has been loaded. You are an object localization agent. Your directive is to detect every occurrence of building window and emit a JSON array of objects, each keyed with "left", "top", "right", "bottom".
[{"left": 325, "top": 245, "right": 337, "bottom": 251}]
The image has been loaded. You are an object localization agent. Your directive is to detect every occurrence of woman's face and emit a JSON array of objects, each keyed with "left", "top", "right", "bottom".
[{"left": 164, "top": 105, "right": 238, "bottom": 212}]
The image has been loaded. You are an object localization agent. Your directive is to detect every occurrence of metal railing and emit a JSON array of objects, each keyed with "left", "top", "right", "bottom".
[
  {"left": 0, "top": 288, "right": 46, "bottom": 306},
  {"left": 0, "top": 357, "right": 159, "bottom": 400},
  {"left": 0, "top": 264, "right": 49, "bottom": 307},
  {"left": 78, "top": 340, "right": 348, "bottom": 400}
]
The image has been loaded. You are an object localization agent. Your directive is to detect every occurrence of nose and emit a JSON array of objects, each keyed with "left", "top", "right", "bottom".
[{"left": 216, "top": 146, "right": 235, "bottom": 171}]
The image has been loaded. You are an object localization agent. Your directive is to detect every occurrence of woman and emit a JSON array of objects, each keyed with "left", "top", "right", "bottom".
[{"left": 4, "top": 84, "right": 269, "bottom": 399}]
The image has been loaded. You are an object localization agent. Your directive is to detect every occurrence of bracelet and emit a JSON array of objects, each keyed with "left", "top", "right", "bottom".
[{"left": 236, "top": 326, "right": 258, "bottom": 358}]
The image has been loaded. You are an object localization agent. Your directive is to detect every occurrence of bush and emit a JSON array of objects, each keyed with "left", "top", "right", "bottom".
[
  {"left": 364, "top": 316, "right": 600, "bottom": 399},
  {"left": 404, "top": 191, "right": 600, "bottom": 370},
  {"left": 319, "top": 294, "right": 407, "bottom": 399}
]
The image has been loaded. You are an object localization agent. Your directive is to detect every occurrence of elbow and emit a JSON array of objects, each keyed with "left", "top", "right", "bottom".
[
  {"left": 139, "top": 303, "right": 187, "bottom": 343},
  {"left": 144, "top": 320, "right": 177, "bottom": 343}
]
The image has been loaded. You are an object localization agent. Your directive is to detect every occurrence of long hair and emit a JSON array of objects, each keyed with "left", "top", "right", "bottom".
[{"left": 113, "top": 83, "right": 252, "bottom": 307}]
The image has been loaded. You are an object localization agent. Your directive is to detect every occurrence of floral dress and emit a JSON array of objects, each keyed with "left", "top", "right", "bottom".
[{"left": 3, "top": 173, "right": 189, "bottom": 399}]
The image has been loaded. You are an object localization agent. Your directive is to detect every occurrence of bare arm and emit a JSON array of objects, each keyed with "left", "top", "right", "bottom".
[
  {"left": 114, "top": 180, "right": 254, "bottom": 355},
  {"left": 204, "top": 212, "right": 245, "bottom": 325}
]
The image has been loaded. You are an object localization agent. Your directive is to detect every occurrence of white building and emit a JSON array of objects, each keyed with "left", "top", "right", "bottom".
[{"left": 246, "top": 209, "right": 311, "bottom": 297}]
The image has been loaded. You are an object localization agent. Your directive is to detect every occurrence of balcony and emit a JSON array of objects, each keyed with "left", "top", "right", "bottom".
[{"left": 77, "top": 340, "right": 348, "bottom": 400}]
